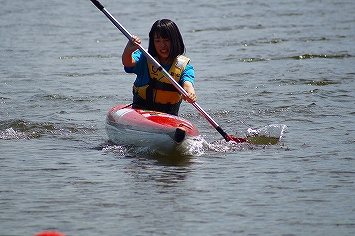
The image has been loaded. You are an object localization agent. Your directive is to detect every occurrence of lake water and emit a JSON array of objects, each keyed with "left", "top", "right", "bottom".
[{"left": 1, "top": 0, "right": 355, "bottom": 235}]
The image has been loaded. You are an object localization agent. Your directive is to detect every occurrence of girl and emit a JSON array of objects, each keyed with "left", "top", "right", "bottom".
[{"left": 122, "top": 19, "right": 197, "bottom": 116}]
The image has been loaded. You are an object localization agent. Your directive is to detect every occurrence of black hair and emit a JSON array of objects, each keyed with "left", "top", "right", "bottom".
[{"left": 148, "top": 19, "right": 185, "bottom": 63}]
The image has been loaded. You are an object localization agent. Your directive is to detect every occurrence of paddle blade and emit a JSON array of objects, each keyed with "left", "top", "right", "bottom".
[
  {"left": 246, "top": 136, "right": 280, "bottom": 145},
  {"left": 226, "top": 134, "right": 248, "bottom": 143},
  {"left": 246, "top": 124, "right": 287, "bottom": 145}
]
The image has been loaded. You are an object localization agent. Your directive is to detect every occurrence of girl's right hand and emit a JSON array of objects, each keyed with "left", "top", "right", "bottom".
[
  {"left": 122, "top": 35, "right": 141, "bottom": 67},
  {"left": 126, "top": 35, "right": 141, "bottom": 52}
]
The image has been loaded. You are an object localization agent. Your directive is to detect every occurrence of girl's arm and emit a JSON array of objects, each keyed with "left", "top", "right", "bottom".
[
  {"left": 122, "top": 35, "right": 141, "bottom": 67},
  {"left": 182, "top": 81, "right": 197, "bottom": 103}
]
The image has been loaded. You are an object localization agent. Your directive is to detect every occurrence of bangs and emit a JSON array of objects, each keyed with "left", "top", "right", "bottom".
[{"left": 153, "top": 25, "right": 171, "bottom": 39}]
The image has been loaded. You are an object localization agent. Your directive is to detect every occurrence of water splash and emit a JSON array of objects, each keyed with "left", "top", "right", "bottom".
[
  {"left": 101, "top": 135, "right": 207, "bottom": 158},
  {"left": 101, "top": 144, "right": 128, "bottom": 156},
  {"left": 246, "top": 124, "right": 287, "bottom": 145},
  {"left": 0, "top": 127, "right": 29, "bottom": 140},
  {"left": 207, "top": 138, "right": 250, "bottom": 152},
  {"left": 179, "top": 135, "right": 207, "bottom": 156},
  {"left": 99, "top": 124, "right": 288, "bottom": 158},
  {"left": 0, "top": 119, "right": 95, "bottom": 140}
]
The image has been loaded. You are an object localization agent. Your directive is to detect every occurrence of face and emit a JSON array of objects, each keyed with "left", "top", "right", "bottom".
[{"left": 153, "top": 33, "right": 171, "bottom": 63}]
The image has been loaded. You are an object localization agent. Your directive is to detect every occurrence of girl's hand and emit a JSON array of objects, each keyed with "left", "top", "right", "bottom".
[
  {"left": 126, "top": 35, "right": 141, "bottom": 52},
  {"left": 182, "top": 81, "right": 197, "bottom": 103},
  {"left": 122, "top": 35, "right": 141, "bottom": 67},
  {"left": 184, "top": 91, "right": 197, "bottom": 103}
]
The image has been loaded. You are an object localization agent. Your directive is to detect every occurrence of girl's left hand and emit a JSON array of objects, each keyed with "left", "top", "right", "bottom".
[
  {"left": 184, "top": 92, "right": 197, "bottom": 103},
  {"left": 182, "top": 81, "right": 197, "bottom": 103}
]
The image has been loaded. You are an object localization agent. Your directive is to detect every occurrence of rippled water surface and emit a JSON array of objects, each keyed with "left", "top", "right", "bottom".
[{"left": 1, "top": 0, "right": 355, "bottom": 235}]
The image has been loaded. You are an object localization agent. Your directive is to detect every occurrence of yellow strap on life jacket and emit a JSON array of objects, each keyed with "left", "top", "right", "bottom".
[{"left": 133, "top": 55, "right": 190, "bottom": 105}]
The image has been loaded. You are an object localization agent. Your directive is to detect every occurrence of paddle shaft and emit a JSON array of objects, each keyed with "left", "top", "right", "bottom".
[{"left": 90, "top": 0, "right": 237, "bottom": 142}]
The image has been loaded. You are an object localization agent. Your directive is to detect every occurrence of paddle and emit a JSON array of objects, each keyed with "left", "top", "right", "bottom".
[{"left": 90, "top": 0, "right": 247, "bottom": 143}]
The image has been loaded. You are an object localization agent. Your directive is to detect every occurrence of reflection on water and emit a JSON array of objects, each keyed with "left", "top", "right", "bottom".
[{"left": 102, "top": 144, "right": 195, "bottom": 167}]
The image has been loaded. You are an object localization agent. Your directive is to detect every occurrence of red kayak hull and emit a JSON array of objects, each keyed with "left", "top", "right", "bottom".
[{"left": 105, "top": 105, "right": 200, "bottom": 155}]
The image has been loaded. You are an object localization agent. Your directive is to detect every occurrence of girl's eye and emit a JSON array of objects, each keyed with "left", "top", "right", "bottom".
[{"left": 154, "top": 38, "right": 170, "bottom": 44}]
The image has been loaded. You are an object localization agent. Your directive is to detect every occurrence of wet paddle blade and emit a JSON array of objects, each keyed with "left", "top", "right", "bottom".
[
  {"left": 246, "top": 136, "right": 280, "bottom": 145},
  {"left": 246, "top": 124, "right": 287, "bottom": 145},
  {"left": 226, "top": 134, "right": 248, "bottom": 143}
]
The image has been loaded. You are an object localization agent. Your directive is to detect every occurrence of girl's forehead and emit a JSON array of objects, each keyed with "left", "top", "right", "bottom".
[
  {"left": 153, "top": 31, "right": 169, "bottom": 39},
  {"left": 153, "top": 33, "right": 169, "bottom": 39}
]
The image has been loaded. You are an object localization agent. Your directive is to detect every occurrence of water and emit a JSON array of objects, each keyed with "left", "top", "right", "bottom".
[{"left": 1, "top": 0, "right": 354, "bottom": 235}]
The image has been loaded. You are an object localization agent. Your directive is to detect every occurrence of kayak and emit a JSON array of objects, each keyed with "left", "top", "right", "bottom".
[{"left": 105, "top": 105, "right": 200, "bottom": 155}]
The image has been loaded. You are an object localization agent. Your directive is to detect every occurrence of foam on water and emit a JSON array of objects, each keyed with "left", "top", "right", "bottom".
[{"left": 0, "top": 127, "right": 29, "bottom": 140}]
